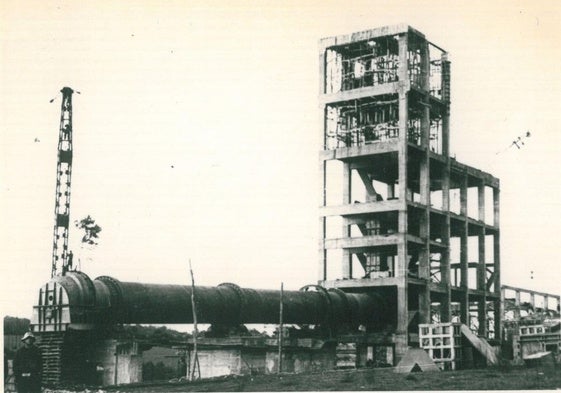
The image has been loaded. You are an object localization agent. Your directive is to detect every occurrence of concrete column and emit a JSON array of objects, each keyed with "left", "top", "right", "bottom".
[
  {"left": 440, "top": 224, "right": 451, "bottom": 321},
  {"left": 460, "top": 174, "right": 468, "bottom": 287},
  {"left": 493, "top": 299, "right": 501, "bottom": 340},
  {"left": 342, "top": 250, "right": 352, "bottom": 279},
  {"left": 440, "top": 128, "right": 452, "bottom": 320},
  {"left": 319, "top": 49, "right": 326, "bottom": 95},
  {"left": 460, "top": 293, "right": 469, "bottom": 326},
  {"left": 342, "top": 163, "right": 352, "bottom": 278},
  {"left": 419, "top": 284, "right": 431, "bottom": 324},
  {"left": 319, "top": 159, "right": 327, "bottom": 281},
  {"left": 493, "top": 187, "right": 501, "bottom": 338},
  {"left": 397, "top": 33, "right": 409, "bottom": 279},
  {"left": 478, "top": 190, "right": 487, "bottom": 337},
  {"left": 419, "top": 45, "right": 430, "bottom": 277},
  {"left": 441, "top": 53, "right": 451, "bottom": 158},
  {"left": 493, "top": 186, "right": 500, "bottom": 226},
  {"left": 499, "top": 289, "right": 505, "bottom": 341},
  {"left": 420, "top": 40, "right": 431, "bottom": 148},
  {"left": 477, "top": 184, "right": 487, "bottom": 336},
  {"left": 493, "top": 232, "right": 500, "bottom": 293},
  {"left": 459, "top": 174, "right": 469, "bottom": 324},
  {"left": 514, "top": 290, "right": 521, "bottom": 320},
  {"left": 493, "top": 187, "right": 501, "bottom": 290},
  {"left": 395, "top": 32, "right": 410, "bottom": 359},
  {"left": 460, "top": 174, "right": 468, "bottom": 217},
  {"left": 442, "top": 168, "right": 450, "bottom": 213},
  {"left": 343, "top": 163, "right": 351, "bottom": 204},
  {"left": 398, "top": 33, "right": 409, "bottom": 89},
  {"left": 388, "top": 183, "right": 395, "bottom": 199},
  {"left": 419, "top": 156, "right": 430, "bottom": 282},
  {"left": 419, "top": 42, "right": 430, "bottom": 278},
  {"left": 396, "top": 283, "right": 409, "bottom": 360},
  {"left": 318, "top": 66, "right": 328, "bottom": 280},
  {"left": 478, "top": 183, "right": 485, "bottom": 222},
  {"left": 477, "top": 232, "right": 486, "bottom": 289},
  {"left": 440, "top": 186, "right": 451, "bottom": 319}
]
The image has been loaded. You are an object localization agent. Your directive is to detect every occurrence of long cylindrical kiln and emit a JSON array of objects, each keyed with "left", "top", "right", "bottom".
[{"left": 32, "top": 272, "right": 387, "bottom": 331}]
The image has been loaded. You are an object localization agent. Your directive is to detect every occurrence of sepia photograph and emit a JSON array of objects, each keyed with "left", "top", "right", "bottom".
[{"left": 1, "top": 1, "right": 560, "bottom": 391}]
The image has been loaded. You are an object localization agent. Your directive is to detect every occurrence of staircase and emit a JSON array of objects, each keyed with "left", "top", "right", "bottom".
[{"left": 460, "top": 324, "right": 498, "bottom": 365}]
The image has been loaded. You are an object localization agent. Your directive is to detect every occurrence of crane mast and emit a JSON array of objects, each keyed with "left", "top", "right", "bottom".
[{"left": 51, "top": 87, "right": 74, "bottom": 277}]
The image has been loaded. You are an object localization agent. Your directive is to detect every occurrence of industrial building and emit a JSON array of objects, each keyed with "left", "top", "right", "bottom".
[
  {"left": 4, "top": 24, "right": 560, "bottom": 389},
  {"left": 317, "top": 23, "right": 501, "bottom": 360}
]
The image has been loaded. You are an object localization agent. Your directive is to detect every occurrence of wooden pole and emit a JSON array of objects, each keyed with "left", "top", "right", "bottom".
[
  {"left": 278, "top": 282, "right": 284, "bottom": 374},
  {"left": 189, "top": 259, "right": 199, "bottom": 381}
]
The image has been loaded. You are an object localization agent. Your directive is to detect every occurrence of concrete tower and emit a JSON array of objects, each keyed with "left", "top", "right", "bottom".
[{"left": 318, "top": 24, "right": 501, "bottom": 360}]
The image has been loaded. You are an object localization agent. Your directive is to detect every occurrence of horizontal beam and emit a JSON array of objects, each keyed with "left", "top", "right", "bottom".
[
  {"left": 323, "top": 233, "right": 435, "bottom": 250},
  {"left": 319, "top": 24, "right": 424, "bottom": 52},
  {"left": 320, "top": 140, "right": 398, "bottom": 161},
  {"left": 448, "top": 212, "right": 499, "bottom": 231},
  {"left": 501, "top": 285, "right": 561, "bottom": 300},
  {"left": 319, "top": 82, "right": 400, "bottom": 106},
  {"left": 450, "top": 263, "right": 495, "bottom": 269},
  {"left": 321, "top": 276, "right": 402, "bottom": 289},
  {"left": 320, "top": 199, "right": 402, "bottom": 217},
  {"left": 450, "top": 160, "right": 500, "bottom": 188},
  {"left": 324, "top": 234, "right": 400, "bottom": 249}
]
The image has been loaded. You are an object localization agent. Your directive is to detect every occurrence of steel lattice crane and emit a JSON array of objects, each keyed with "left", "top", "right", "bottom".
[{"left": 51, "top": 87, "right": 75, "bottom": 277}]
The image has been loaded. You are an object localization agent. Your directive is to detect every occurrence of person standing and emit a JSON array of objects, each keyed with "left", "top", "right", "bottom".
[{"left": 13, "top": 332, "right": 42, "bottom": 393}]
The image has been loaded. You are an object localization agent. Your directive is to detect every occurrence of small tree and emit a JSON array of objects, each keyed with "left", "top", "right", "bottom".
[
  {"left": 73, "top": 215, "right": 102, "bottom": 271},
  {"left": 75, "top": 215, "right": 102, "bottom": 245}
]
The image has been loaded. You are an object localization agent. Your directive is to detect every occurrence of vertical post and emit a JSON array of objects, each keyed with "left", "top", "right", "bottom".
[
  {"left": 319, "top": 39, "right": 328, "bottom": 282},
  {"left": 441, "top": 179, "right": 451, "bottom": 321},
  {"left": 514, "top": 290, "right": 521, "bottom": 320},
  {"left": 189, "top": 259, "right": 199, "bottom": 381},
  {"left": 460, "top": 173, "right": 469, "bottom": 324},
  {"left": 397, "top": 32, "right": 409, "bottom": 279},
  {"left": 418, "top": 59, "right": 431, "bottom": 324},
  {"left": 342, "top": 163, "right": 352, "bottom": 278},
  {"left": 114, "top": 344, "right": 119, "bottom": 385},
  {"left": 441, "top": 53, "right": 451, "bottom": 158},
  {"left": 185, "top": 347, "right": 190, "bottom": 380},
  {"left": 278, "top": 282, "right": 284, "bottom": 374},
  {"left": 394, "top": 32, "right": 410, "bottom": 362},
  {"left": 318, "top": 103, "right": 328, "bottom": 281},
  {"left": 493, "top": 186, "right": 502, "bottom": 340},
  {"left": 477, "top": 182, "right": 487, "bottom": 336}
]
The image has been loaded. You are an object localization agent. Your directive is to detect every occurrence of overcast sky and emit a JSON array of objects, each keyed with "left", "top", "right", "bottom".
[{"left": 1, "top": 1, "right": 560, "bottom": 319}]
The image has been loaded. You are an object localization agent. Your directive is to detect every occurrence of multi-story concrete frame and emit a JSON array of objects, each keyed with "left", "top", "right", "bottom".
[{"left": 318, "top": 25, "right": 501, "bottom": 360}]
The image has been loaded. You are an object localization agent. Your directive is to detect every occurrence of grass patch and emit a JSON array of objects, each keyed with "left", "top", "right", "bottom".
[
  {"left": 109, "top": 365, "right": 561, "bottom": 392},
  {"left": 339, "top": 373, "right": 354, "bottom": 383}
]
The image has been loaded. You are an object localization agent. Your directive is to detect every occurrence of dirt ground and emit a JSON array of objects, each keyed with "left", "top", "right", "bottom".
[{"left": 45, "top": 364, "right": 561, "bottom": 392}]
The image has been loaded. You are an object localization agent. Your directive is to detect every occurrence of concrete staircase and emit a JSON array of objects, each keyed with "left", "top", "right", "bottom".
[{"left": 460, "top": 324, "right": 498, "bottom": 365}]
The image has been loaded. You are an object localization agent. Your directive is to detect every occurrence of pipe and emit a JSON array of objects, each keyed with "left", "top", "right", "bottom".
[{"left": 32, "top": 272, "right": 388, "bottom": 330}]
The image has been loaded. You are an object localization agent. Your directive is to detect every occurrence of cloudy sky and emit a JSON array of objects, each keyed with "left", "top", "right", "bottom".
[{"left": 1, "top": 1, "right": 560, "bottom": 319}]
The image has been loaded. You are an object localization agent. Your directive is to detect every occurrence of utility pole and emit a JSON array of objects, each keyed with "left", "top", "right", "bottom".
[
  {"left": 189, "top": 260, "right": 200, "bottom": 381},
  {"left": 278, "top": 282, "right": 284, "bottom": 374}
]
